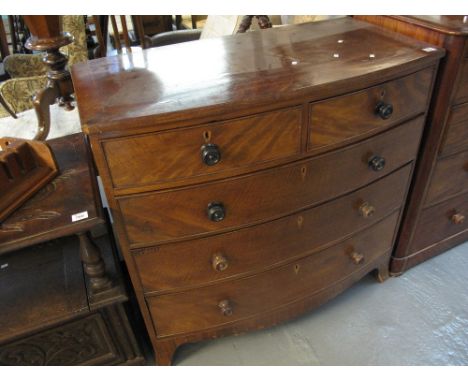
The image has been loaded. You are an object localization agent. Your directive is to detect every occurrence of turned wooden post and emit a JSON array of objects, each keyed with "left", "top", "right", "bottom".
[
  {"left": 237, "top": 16, "right": 272, "bottom": 33},
  {"left": 77, "top": 231, "right": 113, "bottom": 293},
  {"left": 23, "top": 16, "right": 75, "bottom": 141}
]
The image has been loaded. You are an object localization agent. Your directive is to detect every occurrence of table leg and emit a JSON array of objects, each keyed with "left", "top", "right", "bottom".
[{"left": 0, "top": 92, "right": 18, "bottom": 119}]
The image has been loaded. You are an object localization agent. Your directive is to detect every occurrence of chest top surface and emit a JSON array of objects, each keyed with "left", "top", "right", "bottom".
[{"left": 71, "top": 17, "right": 443, "bottom": 135}]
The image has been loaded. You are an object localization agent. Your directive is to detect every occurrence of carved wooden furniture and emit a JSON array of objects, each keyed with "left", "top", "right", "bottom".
[
  {"left": 0, "top": 134, "right": 144, "bottom": 365},
  {"left": 0, "top": 137, "right": 58, "bottom": 222},
  {"left": 355, "top": 16, "right": 468, "bottom": 274},
  {"left": 71, "top": 18, "right": 443, "bottom": 365}
]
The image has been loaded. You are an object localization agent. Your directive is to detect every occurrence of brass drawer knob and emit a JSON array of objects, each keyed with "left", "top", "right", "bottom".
[
  {"left": 368, "top": 155, "right": 386, "bottom": 172},
  {"left": 359, "top": 202, "right": 375, "bottom": 218},
  {"left": 451, "top": 213, "right": 465, "bottom": 225},
  {"left": 350, "top": 251, "right": 365, "bottom": 265},
  {"left": 212, "top": 253, "right": 229, "bottom": 272},
  {"left": 218, "top": 299, "right": 233, "bottom": 316},
  {"left": 375, "top": 101, "right": 393, "bottom": 120},
  {"left": 201, "top": 143, "right": 221, "bottom": 166},
  {"left": 207, "top": 202, "right": 225, "bottom": 222}
]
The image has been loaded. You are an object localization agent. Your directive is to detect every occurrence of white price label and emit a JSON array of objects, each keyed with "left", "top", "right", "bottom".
[{"left": 71, "top": 211, "right": 89, "bottom": 222}]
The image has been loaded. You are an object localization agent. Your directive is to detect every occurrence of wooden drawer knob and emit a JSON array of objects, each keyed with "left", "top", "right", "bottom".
[
  {"left": 350, "top": 251, "right": 365, "bottom": 265},
  {"left": 201, "top": 143, "right": 221, "bottom": 166},
  {"left": 207, "top": 202, "right": 225, "bottom": 222},
  {"left": 451, "top": 213, "right": 465, "bottom": 225},
  {"left": 368, "top": 155, "right": 386, "bottom": 172},
  {"left": 212, "top": 253, "right": 229, "bottom": 272},
  {"left": 218, "top": 299, "right": 233, "bottom": 316},
  {"left": 375, "top": 101, "right": 393, "bottom": 120},
  {"left": 359, "top": 202, "right": 375, "bottom": 218}
]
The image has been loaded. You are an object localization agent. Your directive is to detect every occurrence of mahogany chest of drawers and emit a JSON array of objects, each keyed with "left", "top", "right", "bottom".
[
  {"left": 356, "top": 16, "right": 468, "bottom": 274},
  {"left": 71, "top": 18, "right": 443, "bottom": 364}
]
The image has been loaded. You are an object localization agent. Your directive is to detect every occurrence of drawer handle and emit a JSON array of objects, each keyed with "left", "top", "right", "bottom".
[
  {"left": 201, "top": 143, "right": 221, "bottom": 166},
  {"left": 368, "top": 155, "right": 386, "bottom": 172},
  {"left": 359, "top": 202, "right": 376, "bottom": 218},
  {"left": 218, "top": 299, "right": 233, "bottom": 316},
  {"left": 212, "top": 253, "right": 229, "bottom": 272},
  {"left": 350, "top": 251, "right": 365, "bottom": 265},
  {"left": 375, "top": 101, "right": 393, "bottom": 120},
  {"left": 207, "top": 202, "right": 225, "bottom": 222},
  {"left": 451, "top": 213, "right": 465, "bottom": 225}
]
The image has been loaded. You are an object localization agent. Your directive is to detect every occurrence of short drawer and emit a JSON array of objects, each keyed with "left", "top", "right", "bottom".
[
  {"left": 118, "top": 116, "right": 424, "bottom": 247},
  {"left": 103, "top": 107, "right": 302, "bottom": 190},
  {"left": 425, "top": 150, "right": 468, "bottom": 206},
  {"left": 410, "top": 192, "right": 468, "bottom": 254},
  {"left": 454, "top": 59, "right": 468, "bottom": 105},
  {"left": 439, "top": 102, "right": 468, "bottom": 157},
  {"left": 134, "top": 165, "right": 411, "bottom": 293},
  {"left": 308, "top": 68, "right": 433, "bottom": 151},
  {"left": 147, "top": 212, "right": 398, "bottom": 338}
]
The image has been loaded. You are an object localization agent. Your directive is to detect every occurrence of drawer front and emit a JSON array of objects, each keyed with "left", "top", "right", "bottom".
[
  {"left": 134, "top": 166, "right": 411, "bottom": 293},
  {"left": 439, "top": 102, "right": 468, "bottom": 157},
  {"left": 425, "top": 150, "right": 468, "bottom": 206},
  {"left": 147, "top": 212, "right": 399, "bottom": 338},
  {"left": 119, "top": 117, "right": 424, "bottom": 246},
  {"left": 308, "top": 68, "right": 433, "bottom": 151},
  {"left": 410, "top": 192, "right": 468, "bottom": 254},
  {"left": 103, "top": 107, "right": 302, "bottom": 190},
  {"left": 454, "top": 59, "right": 468, "bottom": 105}
]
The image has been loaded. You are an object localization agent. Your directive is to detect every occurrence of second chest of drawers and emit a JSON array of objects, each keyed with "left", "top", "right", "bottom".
[{"left": 356, "top": 16, "right": 468, "bottom": 274}]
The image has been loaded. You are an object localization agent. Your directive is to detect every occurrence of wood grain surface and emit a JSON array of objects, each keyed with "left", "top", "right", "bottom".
[
  {"left": 118, "top": 117, "right": 424, "bottom": 246},
  {"left": 308, "top": 67, "right": 433, "bottom": 150},
  {"left": 148, "top": 212, "right": 399, "bottom": 338},
  {"left": 103, "top": 107, "right": 302, "bottom": 190},
  {"left": 134, "top": 165, "right": 411, "bottom": 294},
  {"left": 72, "top": 17, "right": 443, "bottom": 135}
]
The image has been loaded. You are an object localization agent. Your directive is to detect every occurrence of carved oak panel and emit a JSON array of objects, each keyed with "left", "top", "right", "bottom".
[{"left": 0, "top": 314, "right": 118, "bottom": 366}]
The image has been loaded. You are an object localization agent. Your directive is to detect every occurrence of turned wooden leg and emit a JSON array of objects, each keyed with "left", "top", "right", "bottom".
[
  {"left": 374, "top": 262, "right": 390, "bottom": 283},
  {"left": 154, "top": 340, "right": 178, "bottom": 366},
  {"left": 0, "top": 92, "right": 17, "bottom": 119},
  {"left": 58, "top": 96, "right": 75, "bottom": 111},
  {"left": 32, "top": 85, "right": 58, "bottom": 141},
  {"left": 22, "top": 18, "right": 75, "bottom": 141},
  {"left": 77, "top": 231, "right": 113, "bottom": 293}
]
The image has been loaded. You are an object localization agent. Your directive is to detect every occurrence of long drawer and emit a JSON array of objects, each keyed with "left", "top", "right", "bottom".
[
  {"left": 147, "top": 212, "right": 399, "bottom": 338},
  {"left": 102, "top": 106, "right": 302, "bottom": 190},
  {"left": 308, "top": 68, "right": 433, "bottom": 151},
  {"left": 119, "top": 117, "right": 424, "bottom": 246},
  {"left": 439, "top": 102, "right": 468, "bottom": 157},
  {"left": 425, "top": 150, "right": 468, "bottom": 207},
  {"left": 134, "top": 166, "right": 411, "bottom": 293},
  {"left": 410, "top": 191, "right": 468, "bottom": 254}
]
